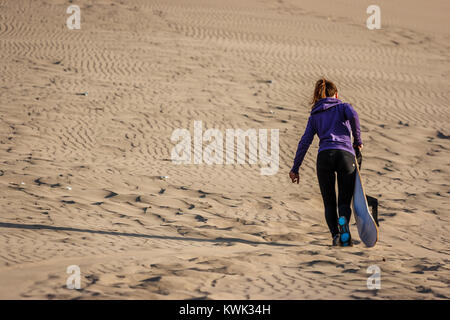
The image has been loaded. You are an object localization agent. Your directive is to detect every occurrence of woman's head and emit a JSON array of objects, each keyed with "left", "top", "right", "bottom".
[{"left": 311, "top": 78, "right": 338, "bottom": 107}]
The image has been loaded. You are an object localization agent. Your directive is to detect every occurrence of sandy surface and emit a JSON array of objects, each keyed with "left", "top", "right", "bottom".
[{"left": 0, "top": 0, "right": 449, "bottom": 299}]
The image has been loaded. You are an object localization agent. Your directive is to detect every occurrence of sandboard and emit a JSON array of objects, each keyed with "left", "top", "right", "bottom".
[{"left": 352, "top": 159, "right": 379, "bottom": 247}]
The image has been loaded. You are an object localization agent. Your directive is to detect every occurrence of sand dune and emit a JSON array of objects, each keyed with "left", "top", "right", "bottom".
[{"left": 0, "top": 0, "right": 449, "bottom": 299}]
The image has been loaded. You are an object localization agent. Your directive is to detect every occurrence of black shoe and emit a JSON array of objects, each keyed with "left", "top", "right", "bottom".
[
  {"left": 338, "top": 216, "right": 353, "bottom": 247},
  {"left": 332, "top": 234, "right": 340, "bottom": 246}
]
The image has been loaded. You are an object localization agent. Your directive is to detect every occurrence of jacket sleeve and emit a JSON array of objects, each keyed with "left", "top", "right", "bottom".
[
  {"left": 291, "top": 116, "right": 316, "bottom": 174},
  {"left": 344, "top": 104, "right": 363, "bottom": 147}
]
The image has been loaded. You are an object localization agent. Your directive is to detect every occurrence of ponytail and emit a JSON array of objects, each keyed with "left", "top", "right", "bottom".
[{"left": 311, "top": 78, "right": 337, "bottom": 107}]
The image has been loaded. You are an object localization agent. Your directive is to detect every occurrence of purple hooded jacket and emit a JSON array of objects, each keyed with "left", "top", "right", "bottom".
[{"left": 291, "top": 97, "right": 362, "bottom": 174}]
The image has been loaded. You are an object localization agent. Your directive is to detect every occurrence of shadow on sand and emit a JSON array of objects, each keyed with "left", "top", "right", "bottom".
[{"left": 0, "top": 222, "right": 296, "bottom": 247}]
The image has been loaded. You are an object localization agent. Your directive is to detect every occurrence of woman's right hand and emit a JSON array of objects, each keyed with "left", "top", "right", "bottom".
[{"left": 289, "top": 171, "right": 300, "bottom": 184}]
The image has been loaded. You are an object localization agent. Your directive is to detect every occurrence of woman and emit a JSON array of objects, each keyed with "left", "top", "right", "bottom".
[{"left": 289, "top": 78, "right": 363, "bottom": 246}]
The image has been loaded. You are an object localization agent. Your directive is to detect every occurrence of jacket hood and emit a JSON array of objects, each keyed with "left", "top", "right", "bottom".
[{"left": 311, "top": 97, "right": 342, "bottom": 114}]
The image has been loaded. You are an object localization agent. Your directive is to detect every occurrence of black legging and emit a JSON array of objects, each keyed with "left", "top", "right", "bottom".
[{"left": 316, "top": 149, "right": 356, "bottom": 237}]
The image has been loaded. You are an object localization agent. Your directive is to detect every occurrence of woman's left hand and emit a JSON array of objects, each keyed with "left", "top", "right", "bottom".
[{"left": 289, "top": 171, "right": 300, "bottom": 184}]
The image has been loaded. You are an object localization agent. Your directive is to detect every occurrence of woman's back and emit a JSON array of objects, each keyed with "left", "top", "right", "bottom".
[
  {"left": 310, "top": 97, "right": 361, "bottom": 156},
  {"left": 290, "top": 97, "right": 361, "bottom": 174}
]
